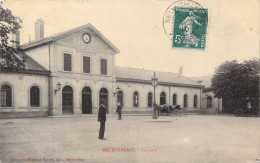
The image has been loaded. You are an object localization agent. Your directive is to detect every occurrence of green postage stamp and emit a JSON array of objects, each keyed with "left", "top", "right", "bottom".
[{"left": 172, "top": 7, "right": 208, "bottom": 50}]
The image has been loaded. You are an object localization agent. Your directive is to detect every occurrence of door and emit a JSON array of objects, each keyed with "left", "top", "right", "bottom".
[
  {"left": 82, "top": 87, "right": 92, "bottom": 114},
  {"left": 62, "top": 86, "right": 73, "bottom": 114},
  {"left": 99, "top": 88, "right": 109, "bottom": 114}
]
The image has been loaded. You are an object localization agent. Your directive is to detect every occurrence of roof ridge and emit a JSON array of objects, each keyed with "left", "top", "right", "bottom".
[{"left": 116, "top": 66, "right": 179, "bottom": 75}]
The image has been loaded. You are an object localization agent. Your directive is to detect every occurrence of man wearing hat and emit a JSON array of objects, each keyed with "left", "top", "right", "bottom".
[{"left": 98, "top": 99, "right": 106, "bottom": 140}]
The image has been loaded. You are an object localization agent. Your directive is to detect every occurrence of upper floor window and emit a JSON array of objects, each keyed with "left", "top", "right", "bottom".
[
  {"left": 64, "top": 53, "right": 72, "bottom": 71},
  {"left": 83, "top": 56, "right": 90, "bottom": 73},
  {"left": 0, "top": 84, "right": 12, "bottom": 107},
  {"left": 30, "top": 86, "right": 40, "bottom": 107},
  {"left": 133, "top": 91, "right": 139, "bottom": 107},
  {"left": 101, "top": 59, "right": 107, "bottom": 75}
]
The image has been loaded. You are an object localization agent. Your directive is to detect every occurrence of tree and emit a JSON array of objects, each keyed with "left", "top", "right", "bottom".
[
  {"left": 211, "top": 59, "right": 260, "bottom": 114},
  {"left": 0, "top": 2, "right": 25, "bottom": 70}
]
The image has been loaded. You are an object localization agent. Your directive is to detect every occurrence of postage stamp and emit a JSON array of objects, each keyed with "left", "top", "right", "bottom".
[
  {"left": 172, "top": 7, "right": 208, "bottom": 49},
  {"left": 163, "top": 0, "right": 208, "bottom": 50}
]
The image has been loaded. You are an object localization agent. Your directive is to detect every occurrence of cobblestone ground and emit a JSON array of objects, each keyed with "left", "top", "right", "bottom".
[{"left": 0, "top": 115, "right": 259, "bottom": 163}]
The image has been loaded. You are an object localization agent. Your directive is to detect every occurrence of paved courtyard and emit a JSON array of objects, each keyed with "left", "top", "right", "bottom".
[{"left": 0, "top": 115, "right": 259, "bottom": 163}]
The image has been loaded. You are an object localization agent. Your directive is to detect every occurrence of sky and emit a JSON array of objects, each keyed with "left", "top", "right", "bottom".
[{"left": 2, "top": 0, "right": 259, "bottom": 77}]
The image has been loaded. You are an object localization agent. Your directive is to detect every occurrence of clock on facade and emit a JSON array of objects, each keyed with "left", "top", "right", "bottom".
[{"left": 82, "top": 33, "right": 91, "bottom": 44}]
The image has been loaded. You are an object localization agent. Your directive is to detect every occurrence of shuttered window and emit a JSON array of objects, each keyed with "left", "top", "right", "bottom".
[
  {"left": 83, "top": 56, "right": 90, "bottom": 73},
  {"left": 101, "top": 59, "right": 107, "bottom": 75},
  {"left": 64, "top": 53, "right": 72, "bottom": 71}
]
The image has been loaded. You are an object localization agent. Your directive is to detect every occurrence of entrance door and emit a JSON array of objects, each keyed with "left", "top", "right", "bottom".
[
  {"left": 99, "top": 88, "right": 108, "bottom": 114},
  {"left": 62, "top": 86, "right": 73, "bottom": 114},
  {"left": 82, "top": 87, "right": 92, "bottom": 114}
]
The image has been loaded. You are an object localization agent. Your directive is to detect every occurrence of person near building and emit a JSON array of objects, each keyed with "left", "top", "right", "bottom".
[{"left": 98, "top": 100, "right": 106, "bottom": 140}]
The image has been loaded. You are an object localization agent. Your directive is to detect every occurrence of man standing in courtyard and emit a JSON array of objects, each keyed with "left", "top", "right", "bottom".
[{"left": 98, "top": 100, "right": 106, "bottom": 140}]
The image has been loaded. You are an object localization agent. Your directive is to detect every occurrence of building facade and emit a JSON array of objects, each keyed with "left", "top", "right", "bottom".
[{"left": 0, "top": 20, "right": 212, "bottom": 118}]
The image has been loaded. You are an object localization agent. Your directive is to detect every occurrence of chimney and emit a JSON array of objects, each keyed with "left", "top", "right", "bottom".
[
  {"left": 179, "top": 66, "right": 183, "bottom": 75},
  {"left": 11, "top": 30, "right": 20, "bottom": 46},
  {"left": 35, "top": 18, "right": 44, "bottom": 41}
]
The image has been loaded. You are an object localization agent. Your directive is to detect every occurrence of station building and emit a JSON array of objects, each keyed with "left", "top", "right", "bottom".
[{"left": 0, "top": 19, "right": 220, "bottom": 118}]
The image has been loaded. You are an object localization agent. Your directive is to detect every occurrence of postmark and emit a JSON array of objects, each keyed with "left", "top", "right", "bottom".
[{"left": 163, "top": 0, "right": 208, "bottom": 50}]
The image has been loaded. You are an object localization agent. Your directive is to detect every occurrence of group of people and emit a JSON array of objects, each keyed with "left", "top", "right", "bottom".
[{"left": 98, "top": 101, "right": 122, "bottom": 140}]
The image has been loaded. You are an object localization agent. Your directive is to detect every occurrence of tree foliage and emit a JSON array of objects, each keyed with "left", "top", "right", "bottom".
[
  {"left": 0, "top": 2, "right": 25, "bottom": 70},
  {"left": 211, "top": 59, "right": 260, "bottom": 113}
]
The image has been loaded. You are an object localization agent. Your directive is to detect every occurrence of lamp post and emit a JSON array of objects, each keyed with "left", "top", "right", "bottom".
[
  {"left": 54, "top": 82, "right": 62, "bottom": 95},
  {"left": 152, "top": 72, "right": 158, "bottom": 119}
]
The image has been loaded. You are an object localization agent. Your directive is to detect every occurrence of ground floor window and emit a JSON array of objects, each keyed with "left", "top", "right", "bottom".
[
  {"left": 133, "top": 91, "right": 139, "bottom": 107},
  {"left": 184, "top": 94, "right": 188, "bottom": 108},
  {"left": 30, "top": 86, "right": 40, "bottom": 107},
  {"left": 173, "top": 94, "right": 177, "bottom": 105},
  {"left": 0, "top": 84, "right": 12, "bottom": 107},
  {"left": 117, "top": 91, "right": 123, "bottom": 107},
  {"left": 148, "top": 92, "right": 153, "bottom": 107},
  {"left": 193, "top": 95, "right": 197, "bottom": 108},
  {"left": 207, "top": 96, "right": 212, "bottom": 108},
  {"left": 160, "top": 92, "right": 166, "bottom": 105}
]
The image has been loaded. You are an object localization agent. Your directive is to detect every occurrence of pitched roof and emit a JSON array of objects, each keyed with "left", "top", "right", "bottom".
[
  {"left": 0, "top": 52, "right": 50, "bottom": 75},
  {"left": 21, "top": 23, "right": 120, "bottom": 53},
  {"left": 115, "top": 67, "right": 202, "bottom": 87},
  {"left": 189, "top": 75, "right": 213, "bottom": 88}
]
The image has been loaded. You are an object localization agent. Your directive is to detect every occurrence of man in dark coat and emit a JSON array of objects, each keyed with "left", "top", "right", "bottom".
[
  {"left": 116, "top": 102, "right": 122, "bottom": 120},
  {"left": 98, "top": 101, "right": 106, "bottom": 140}
]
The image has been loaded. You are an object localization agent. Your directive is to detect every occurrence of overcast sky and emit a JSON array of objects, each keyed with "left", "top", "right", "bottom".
[{"left": 3, "top": 0, "right": 259, "bottom": 77}]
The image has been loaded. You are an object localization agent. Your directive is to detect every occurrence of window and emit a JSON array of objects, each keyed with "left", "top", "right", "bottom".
[
  {"left": 193, "top": 95, "right": 197, "bottom": 108},
  {"left": 101, "top": 59, "right": 107, "bottom": 75},
  {"left": 148, "top": 92, "right": 153, "bottom": 107},
  {"left": 0, "top": 84, "right": 12, "bottom": 107},
  {"left": 207, "top": 96, "right": 212, "bottom": 108},
  {"left": 184, "top": 94, "right": 188, "bottom": 108},
  {"left": 83, "top": 56, "right": 90, "bottom": 73},
  {"left": 133, "top": 91, "right": 139, "bottom": 107},
  {"left": 160, "top": 92, "right": 166, "bottom": 105},
  {"left": 173, "top": 94, "right": 177, "bottom": 105},
  {"left": 64, "top": 53, "right": 72, "bottom": 71},
  {"left": 117, "top": 91, "right": 123, "bottom": 107},
  {"left": 30, "top": 86, "right": 40, "bottom": 107}
]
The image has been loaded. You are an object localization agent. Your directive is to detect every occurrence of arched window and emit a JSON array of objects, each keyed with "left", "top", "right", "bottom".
[
  {"left": 148, "top": 92, "right": 153, "bottom": 107},
  {"left": 99, "top": 88, "right": 109, "bottom": 113},
  {"left": 117, "top": 91, "right": 123, "bottom": 107},
  {"left": 133, "top": 91, "right": 139, "bottom": 107},
  {"left": 30, "top": 86, "right": 40, "bottom": 107},
  {"left": 160, "top": 92, "right": 166, "bottom": 105},
  {"left": 193, "top": 95, "right": 197, "bottom": 108},
  {"left": 207, "top": 96, "right": 212, "bottom": 108},
  {"left": 0, "top": 84, "right": 12, "bottom": 107},
  {"left": 183, "top": 94, "right": 188, "bottom": 108},
  {"left": 173, "top": 94, "right": 177, "bottom": 105}
]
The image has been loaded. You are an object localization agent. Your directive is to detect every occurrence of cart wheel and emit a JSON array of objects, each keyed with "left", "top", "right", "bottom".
[{"left": 235, "top": 109, "right": 243, "bottom": 116}]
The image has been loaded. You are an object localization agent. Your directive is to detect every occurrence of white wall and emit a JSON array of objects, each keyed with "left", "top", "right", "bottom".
[{"left": 0, "top": 73, "right": 49, "bottom": 112}]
